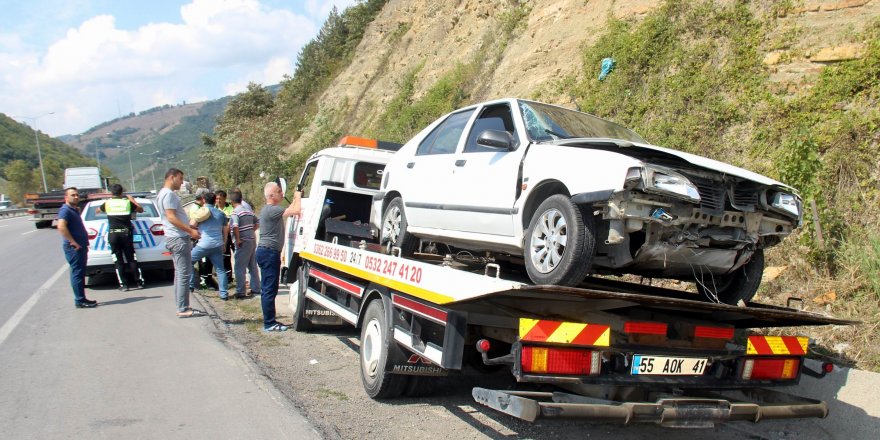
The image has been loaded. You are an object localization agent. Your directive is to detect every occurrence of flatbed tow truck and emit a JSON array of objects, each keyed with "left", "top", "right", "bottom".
[{"left": 280, "top": 137, "right": 854, "bottom": 428}]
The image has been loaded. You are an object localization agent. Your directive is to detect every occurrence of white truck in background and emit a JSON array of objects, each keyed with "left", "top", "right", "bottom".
[{"left": 24, "top": 167, "right": 109, "bottom": 229}]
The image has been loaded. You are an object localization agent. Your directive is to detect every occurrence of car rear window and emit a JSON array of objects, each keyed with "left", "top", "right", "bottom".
[
  {"left": 352, "top": 162, "right": 384, "bottom": 190},
  {"left": 84, "top": 201, "right": 159, "bottom": 221}
]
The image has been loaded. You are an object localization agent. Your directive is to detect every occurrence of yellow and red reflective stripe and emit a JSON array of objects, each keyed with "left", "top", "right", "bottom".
[
  {"left": 392, "top": 294, "right": 448, "bottom": 325},
  {"left": 519, "top": 318, "right": 610, "bottom": 347},
  {"left": 746, "top": 336, "right": 808, "bottom": 355},
  {"left": 310, "top": 268, "right": 364, "bottom": 297}
]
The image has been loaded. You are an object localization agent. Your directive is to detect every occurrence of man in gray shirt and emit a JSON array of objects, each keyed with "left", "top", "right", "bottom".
[
  {"left": 230, "top": 189, "right": 260, "bottom": 298},
  {"left": 256, "top": 182, "right": 301, "bottom": 331},
  {"left": 156, "top": 168, "right": 203, "bottom": 318}
]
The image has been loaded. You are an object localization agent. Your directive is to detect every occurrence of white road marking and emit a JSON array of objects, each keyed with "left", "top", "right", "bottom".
[
  {"left": 0, "top": 264, "right": 68, "bottom": 347},
  {"left": 0, "top": 225, "right": 8, "bottom": 228},
  {"left": 21, "top": 230, "right": 37, "bottom": 236}
]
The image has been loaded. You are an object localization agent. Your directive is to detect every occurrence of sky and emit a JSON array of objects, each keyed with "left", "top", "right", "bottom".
[{"left": 0, "top": 0, "right": 357, "bottom": 137}]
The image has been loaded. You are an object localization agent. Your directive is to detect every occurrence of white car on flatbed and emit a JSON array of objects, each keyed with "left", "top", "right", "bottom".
[
  {"left": 373, "top": 98, "right": 803, "bottom": 305},
  {"left": 81, "top": 197, "right": 172, "bottom": 279}
]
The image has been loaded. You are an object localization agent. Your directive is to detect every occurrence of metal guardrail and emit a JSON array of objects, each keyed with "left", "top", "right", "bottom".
[{"left": 0, "top": 208, "right": 28, "bottom": 218}]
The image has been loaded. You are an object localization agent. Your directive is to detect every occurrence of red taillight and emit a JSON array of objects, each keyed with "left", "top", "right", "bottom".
[
  {"left": 150, "top": 224, "right": 164, "bottom": 236},
  {"left": 477, "top": 339, "right": 491, "bottom": 353},
  {"left": 27, "top": 209, "right": 37, "bottom": 215},
  {"left": 742, "top": 357, "right": 800, "bottom": 380},
  {"left": 521, "top": 346, "right": 600, "bottom": 375},
  {"left": 624, "top": 321, "right": 667, "bottom": 335},
  {"left": 823, "top": 362, "right": 834, "bottom": 373},
  {"left": 87, "top": 228, "right": 98, "bottom": 240},
  {"left": 694, "top": 326, "right": 735, "bottom": 339}
]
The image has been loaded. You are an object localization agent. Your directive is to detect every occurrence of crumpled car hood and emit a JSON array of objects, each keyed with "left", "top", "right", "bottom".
[{"left": 551, "top": 138, "right": 795, "bottom": 192}]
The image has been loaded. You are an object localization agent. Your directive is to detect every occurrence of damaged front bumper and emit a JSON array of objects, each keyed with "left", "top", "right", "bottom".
[{"left": 472, "top": 387, "right": 827, "bottom": 427}]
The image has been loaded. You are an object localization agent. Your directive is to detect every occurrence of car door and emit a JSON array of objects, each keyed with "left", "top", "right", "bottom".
[
  {"left": 443, "top": 103, "right": 525, "bottom": 236},
  {"left": 288, "top": 159, "right": 320, "bottom": 256},
  {"left": 396, "top": 108, "right": 476, "bottom": 230}
]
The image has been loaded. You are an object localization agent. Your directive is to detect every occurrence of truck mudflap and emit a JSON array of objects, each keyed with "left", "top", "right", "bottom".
[{"left": 471, "top": 388, "right": 828, "bottom": 427}]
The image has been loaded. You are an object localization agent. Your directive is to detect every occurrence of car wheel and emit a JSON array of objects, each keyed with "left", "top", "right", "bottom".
[
  {"left": 359, "top": 299, "right": 408, "bottom": 399},
  {"left": 290, "top": 265, "right": 313, "bottom": 332},
  {"left": 697, "top": 248, "right": 764, "bottom": 305},
  {"left": 524, "top": 194, "right": 595, "bottom": 286},
  {"left": 380, "top": 197, "right": 418, "bottom": 255}
]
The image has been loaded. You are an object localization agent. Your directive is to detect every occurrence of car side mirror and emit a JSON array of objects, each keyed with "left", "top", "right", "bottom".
[{"left": 476, "top": 129, "right": 516, "bottom": 151}]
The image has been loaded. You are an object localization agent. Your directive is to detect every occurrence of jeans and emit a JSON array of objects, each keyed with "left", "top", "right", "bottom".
[
  {"left": 165, "top": 236, "right": 192, "bottom": 313},
  {"left": 233, "top": 239, "right": 260, "bottom": 294},
  {"left": 63, "top": 244, "right": 88, "bottom": 304},
  {"left": 190, "top": 244, "right": 228, "bottom": 298},
  {"left": 256, "top": 246, "right": 281, "bottom": 329}
]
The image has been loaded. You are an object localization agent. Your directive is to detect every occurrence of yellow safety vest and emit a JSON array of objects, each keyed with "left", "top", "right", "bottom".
[{"left": 105, "top": 198, "right": 132, "bottom": 215}]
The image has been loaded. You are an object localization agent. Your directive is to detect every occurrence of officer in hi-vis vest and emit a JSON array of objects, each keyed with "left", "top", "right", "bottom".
[{"left": 99, "top": 184, "right": 145, "bottom": 291}]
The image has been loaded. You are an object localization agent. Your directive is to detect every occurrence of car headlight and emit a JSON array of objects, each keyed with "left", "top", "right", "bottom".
[
  {"left": 771, "top": 192, "right": 800, "bottom": 218},
  {"left": 634, "top": 166, "right": 700, "bottom": 202}
]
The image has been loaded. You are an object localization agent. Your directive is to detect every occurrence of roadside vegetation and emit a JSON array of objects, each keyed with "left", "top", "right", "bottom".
[
  {"left": 559, "top": 1, "right": 880, "bottom": 369},
  {"left": 0, "top": 114, "right": 98, "bottom": 203}
]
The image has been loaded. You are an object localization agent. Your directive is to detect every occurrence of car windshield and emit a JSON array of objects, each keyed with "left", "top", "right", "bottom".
[
  {"left": 84, "top": 201, "right": 159, "bottom": 220},
  {"left": 518, "top": 101, "right": 647, "bottom": 143}
]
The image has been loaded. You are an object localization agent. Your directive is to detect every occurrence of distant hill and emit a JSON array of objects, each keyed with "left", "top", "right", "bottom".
[
  {"left": 60, "top": 96, "right": 231, "bottom": 192},
  {"left": 0, "top": 113, "right": 97, "bottom": 200}
]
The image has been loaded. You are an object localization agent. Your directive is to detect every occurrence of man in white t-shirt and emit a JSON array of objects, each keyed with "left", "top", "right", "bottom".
[{"left": 156, "top": 168, "right": 203, "bottom": 318}]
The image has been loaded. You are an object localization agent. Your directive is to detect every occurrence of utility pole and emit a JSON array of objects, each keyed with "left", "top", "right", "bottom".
[{"left": 15, "top": 113, "right": 55, "bottom": 192}]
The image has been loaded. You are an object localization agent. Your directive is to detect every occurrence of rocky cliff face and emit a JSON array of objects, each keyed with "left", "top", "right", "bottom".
[{"left": 290, "top": 0, "right": 879, "bottom": 150}]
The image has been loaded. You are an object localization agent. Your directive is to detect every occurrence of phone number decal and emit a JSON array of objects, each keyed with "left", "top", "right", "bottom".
[
  {"left": 313, "top": 243, "right": 424, "bottom": 285},
  {"left": 362, "top": 255, "right": 423, "bottom": 284}
]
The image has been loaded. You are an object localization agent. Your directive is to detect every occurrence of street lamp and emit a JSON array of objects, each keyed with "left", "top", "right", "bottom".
[
  {"left": 15, "top": 112, "right": 55, "bottom": 192},
  {"left": 117, "top": 143, "right": 139, "bottom": 192},
  {"left": 139, "top": 150, "right": 160, "bottom": 192}
]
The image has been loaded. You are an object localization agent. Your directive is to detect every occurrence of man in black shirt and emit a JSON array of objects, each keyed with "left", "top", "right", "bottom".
[{"left": 99, "top": 184, "right": 145, "bottom": 291}]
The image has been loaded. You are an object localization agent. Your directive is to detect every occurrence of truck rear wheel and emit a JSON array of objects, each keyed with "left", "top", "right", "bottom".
[
  {"left": 403, "top": 376, "right": 437, "bottom": 397},
  {"left": 290, "top": 266, "right": 313, "bottom": 332},
  {"left": 697, "top": 248, "right": 764, "bottom": 305},
  {"left": 35, "top": 220, "right": 52, "bottom": 229},
  {"left": 381, "top": 197, "right": 418, "bottom": 255},
  {"left": 359, "top": 299, "right": 407, "bottom": 398},
  {"left": 524, "top": 195, "right": 595, "bottom": 286}
]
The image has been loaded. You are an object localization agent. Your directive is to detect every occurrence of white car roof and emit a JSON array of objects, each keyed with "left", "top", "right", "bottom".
[{"left": 85, "top": 197, "right": 154, "bottom": 207}]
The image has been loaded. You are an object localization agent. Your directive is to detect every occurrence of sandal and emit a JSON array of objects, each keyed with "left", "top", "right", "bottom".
[{"left": 177, "top": 308, "right": 207, "bottom": 318}]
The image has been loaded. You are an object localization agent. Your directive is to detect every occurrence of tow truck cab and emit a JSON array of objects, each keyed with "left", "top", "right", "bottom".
[{"left": 281, "top": 136, "right": 400, "bottom": 284}]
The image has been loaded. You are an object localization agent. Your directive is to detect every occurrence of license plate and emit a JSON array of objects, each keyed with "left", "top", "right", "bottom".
[
  {"left": 132, "top": 234, "right": 143, "bottom": 243},
  {"left": 631, "top": 355, "right": 708, "bottom": 375}
]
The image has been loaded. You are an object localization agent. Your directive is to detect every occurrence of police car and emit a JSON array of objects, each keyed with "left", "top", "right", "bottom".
[{"left": 81, "top": 196, "right": 173, "bottom": 279}]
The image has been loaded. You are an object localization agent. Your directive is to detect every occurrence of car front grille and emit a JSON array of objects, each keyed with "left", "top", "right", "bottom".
[
  {"left": 731, "top": 184, "right": 759, "bottom": 211},
  {"left": 691, "top": 177, "right": 726, "bottom": 216}
]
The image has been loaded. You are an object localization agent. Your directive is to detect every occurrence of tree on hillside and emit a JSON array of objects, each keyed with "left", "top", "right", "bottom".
[
  {"left": 223, "top": 82, "right": 275, "bottom": 119},
  {"left": 4, "top": 160, "right": 37, "bottom": 204},
  {"left": 202, "top": 83, "right": 287, "bottom": 188}
]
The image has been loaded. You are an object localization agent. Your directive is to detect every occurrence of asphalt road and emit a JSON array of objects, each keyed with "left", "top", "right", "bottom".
[{"left": 0, "top": 216, "right": 319, "bottom": 439}]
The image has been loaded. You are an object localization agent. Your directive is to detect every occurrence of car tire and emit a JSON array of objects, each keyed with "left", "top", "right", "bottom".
[
  {"left": 697, "top": 248, "right": 764, "bottom": 305},
  {"left": 380, "top": 197, "right": 418, "bottom": 256},
  {"left": 290, "top": 265, "right": 313, "bottom": 332},
  {"left": 523, "top": 194, "right": 595, "bottom": 286},
  {"left": 359, "top": 299, "right": 407, "bottom": 399}
]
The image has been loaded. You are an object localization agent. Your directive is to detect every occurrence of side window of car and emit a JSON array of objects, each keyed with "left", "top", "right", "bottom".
[
  {"left": 300, "top": 161, "right": 318, "bottom": 196},
  {"left": 464, "top": 104, "right": 519, "bottom": 153},
  {"left": 416, "top": 109, "right": 475, "bottom": 156}
]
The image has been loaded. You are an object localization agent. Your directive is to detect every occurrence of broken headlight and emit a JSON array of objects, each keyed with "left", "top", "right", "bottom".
[
  {"left": 770, "top": 192, "right": 801, "bottom": 218},
  {"left": 628, "top": 165, "right": 701, "bottom": 202}
]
